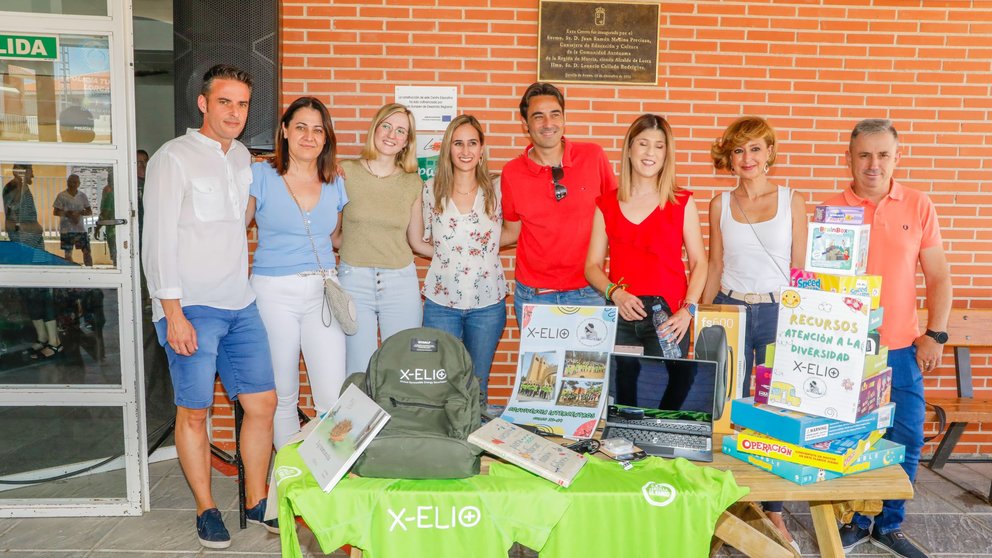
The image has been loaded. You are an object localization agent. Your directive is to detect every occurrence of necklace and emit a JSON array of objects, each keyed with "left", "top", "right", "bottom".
[
  {"left": 364, "top": 159, "right": 393, "bottom": 179},
  {"left": 454, "top": 186, "right": 478, "bottom": 195}
]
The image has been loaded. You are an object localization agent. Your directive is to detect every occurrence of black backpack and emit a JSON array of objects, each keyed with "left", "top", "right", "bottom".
[{"left": 342, "top": 327, "right": 483, "bottom": 478}]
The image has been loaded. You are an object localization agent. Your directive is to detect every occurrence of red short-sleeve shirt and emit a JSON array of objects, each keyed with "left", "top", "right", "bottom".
[{"left": 501, "top": 138, "right": 617, "bottom": 290}]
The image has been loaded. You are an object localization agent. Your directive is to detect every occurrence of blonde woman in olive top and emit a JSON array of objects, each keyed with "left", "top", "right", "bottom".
[{"left": 338, "top": 103, "right": 426, "bottom": 375}]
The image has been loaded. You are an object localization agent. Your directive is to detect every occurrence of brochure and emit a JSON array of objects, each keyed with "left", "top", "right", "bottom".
[
  {"left": 468, "top": 418, "right": 587, "bottom": 487},
  {"left": 297, "top": 384, "right": 391, "bottom": 492}
]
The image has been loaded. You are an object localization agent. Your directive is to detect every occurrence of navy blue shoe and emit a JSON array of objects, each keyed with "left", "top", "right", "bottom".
[
  {"left": 871, "top": 528, "right": 930, "bottom": 558},
  {"left": 839, "top": 521, "right": 871, "bottom": 553},
  {"left": 196, "top": 508, "right": 231, "bottom": 549},
  {"left": 246, "top": 498, "right": 279, "bottom": 534}
]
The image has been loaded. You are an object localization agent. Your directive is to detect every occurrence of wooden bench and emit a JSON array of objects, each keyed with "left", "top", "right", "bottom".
[{"left": 919, "top": 308, "right": 992, "bottom": 503}]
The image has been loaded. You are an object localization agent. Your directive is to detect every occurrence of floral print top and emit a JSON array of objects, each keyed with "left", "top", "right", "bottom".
[{"left": 422, "top": 177, "right": 508, "bottom": 309}]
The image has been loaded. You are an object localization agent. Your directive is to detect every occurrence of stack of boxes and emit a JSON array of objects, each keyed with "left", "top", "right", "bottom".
[{"left": 723, "top": 206, "right": 906, "bottom": 484}]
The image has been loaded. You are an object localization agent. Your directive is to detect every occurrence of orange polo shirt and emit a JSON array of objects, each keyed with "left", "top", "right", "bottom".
[{"left": 824, "top": 181, "right": 942, "bottom": 349}]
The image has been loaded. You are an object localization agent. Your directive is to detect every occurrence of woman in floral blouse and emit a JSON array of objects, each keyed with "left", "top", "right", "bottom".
[{"left": 417, "top": 114, "right": 507, "bottom": 403}]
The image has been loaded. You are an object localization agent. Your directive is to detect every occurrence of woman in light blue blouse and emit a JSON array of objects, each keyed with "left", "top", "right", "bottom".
[{"left": 246, "top": 97, "right": 347, "bottom": 448}]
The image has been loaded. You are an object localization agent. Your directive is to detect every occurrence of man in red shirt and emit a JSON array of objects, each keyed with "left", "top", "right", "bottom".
[
  {"left": 501, "top": 82, "right": 617, "bottom": 324},
  {"left": 831, "top": 119, "right": 952, "bottom": 558}
]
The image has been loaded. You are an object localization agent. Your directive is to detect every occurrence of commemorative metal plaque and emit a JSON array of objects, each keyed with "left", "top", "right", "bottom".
[{"left": 538, "top": 0, "right": 659, "bottom": 85}]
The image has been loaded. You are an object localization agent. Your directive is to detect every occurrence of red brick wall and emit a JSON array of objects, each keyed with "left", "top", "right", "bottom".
[{"left": 212, "top": 0, "right": 992, "bottom": 456}]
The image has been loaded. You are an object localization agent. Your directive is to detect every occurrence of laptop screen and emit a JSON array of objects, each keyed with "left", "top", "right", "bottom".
[{"left": 613, "top": 356, "right": 718, "bottom": 424}]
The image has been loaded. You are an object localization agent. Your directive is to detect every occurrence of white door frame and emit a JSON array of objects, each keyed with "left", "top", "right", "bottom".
[{"left": 0, "top": 0, "right": 147, "bottom": 517}]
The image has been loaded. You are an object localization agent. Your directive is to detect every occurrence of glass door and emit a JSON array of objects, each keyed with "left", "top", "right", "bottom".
[{"left": 0, "top": 1, "right": 146, "bottom": 516}]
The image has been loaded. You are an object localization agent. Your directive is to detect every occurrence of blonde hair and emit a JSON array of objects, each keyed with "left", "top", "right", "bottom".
[
  {"left": 360, "top": 103, "right": 418, "bottom": 173},
  {"left": 432, "top": 115, "right": 497, "bottom": 219},
  {"left": 711, "top": 116, "right": 777, "bottom": 171},
  {"left": 619, "top": 114, "right": 680, "bottom": 205}
]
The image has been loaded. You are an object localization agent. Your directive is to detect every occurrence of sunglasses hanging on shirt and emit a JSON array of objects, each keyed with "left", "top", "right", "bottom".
[{"left": 551, "top": 165, "right": 567, "bottom": 202}]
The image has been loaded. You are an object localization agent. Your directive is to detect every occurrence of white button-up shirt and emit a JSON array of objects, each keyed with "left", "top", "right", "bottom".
[{"left": 142, "top": 129, "right": 255, "bottom": 322}]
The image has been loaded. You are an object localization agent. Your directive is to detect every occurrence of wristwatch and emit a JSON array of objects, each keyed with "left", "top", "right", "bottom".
[
  {"left": 925, "top": 329, "right": 949, "bottom": 344},
  {"left": 682, "top": 302, "right": 698, "bottom": 318}
]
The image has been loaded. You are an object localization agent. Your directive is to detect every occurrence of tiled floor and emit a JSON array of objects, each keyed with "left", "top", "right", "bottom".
[{"left": 1, "top": 459, "right": 990, "bottom": 557}]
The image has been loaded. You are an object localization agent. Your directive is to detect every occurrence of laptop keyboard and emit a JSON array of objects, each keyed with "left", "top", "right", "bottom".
[
  {"left": 606, "top": 427, "right": 711, "bottom": 451},
  {"left": 608, "top": 418, "right": 711, "bottom": 436}
]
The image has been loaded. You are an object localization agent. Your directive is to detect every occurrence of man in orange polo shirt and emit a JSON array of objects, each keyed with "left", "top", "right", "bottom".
[
  {"left": 500, "top": 82, "right": 617, "bottom": 324},
  {"left": 829, "top": 119, "right": 952, "bottom": 558}
]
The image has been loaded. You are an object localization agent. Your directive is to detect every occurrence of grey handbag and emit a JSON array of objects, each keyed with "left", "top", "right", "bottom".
[{"left": 284, "top": 178, "right": 359, "bottom": 335}]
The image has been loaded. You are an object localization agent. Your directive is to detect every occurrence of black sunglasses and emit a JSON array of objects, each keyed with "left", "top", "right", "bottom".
[{"left": 551, "top": 165, "right": 567, "bottom": 202}]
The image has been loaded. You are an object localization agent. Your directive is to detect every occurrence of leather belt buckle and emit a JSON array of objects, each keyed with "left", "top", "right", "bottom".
[{"left": 744, "top": 293, "right": 762, "bottom": 304}]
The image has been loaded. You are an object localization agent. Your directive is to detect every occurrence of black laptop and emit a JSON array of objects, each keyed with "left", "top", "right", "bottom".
[{"left": 602, "top": 356, "right": 718, "bottom": 462}]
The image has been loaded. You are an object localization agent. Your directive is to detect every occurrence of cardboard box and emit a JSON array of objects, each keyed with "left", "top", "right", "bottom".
[
  {"left": 771, "top": 287, "right": 872, "bottom": 422},
  {"left": 792, "top": 273, "right": 883, "bottom": 310},
  {"left": 730, "top": 397, "right": 895, "bottom": 446},
  {"left": 813, "top": 205, "right": 865, "bottom": 225},
  {"left": 857, "top": 367, "right": 892, "bottom": 417},
  {"left": 754, "top": 362, "right": 890, "bottom": 418},
  {"left": 693, "top": 305, "right": 747, "bottom": 434},
  {"left": 736, "top": 428, "right": 884, "bottom": 473},
  {"left": 723, "top": 435, "right": 905, "bottom": 485},
  {"left": 805, "top": 223, "right": 870, "bottom": 276}
]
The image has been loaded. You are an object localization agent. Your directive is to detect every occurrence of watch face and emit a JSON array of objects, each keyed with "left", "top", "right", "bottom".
[{"left": 928, "top": 330, "right": 948, "bottom": 343}]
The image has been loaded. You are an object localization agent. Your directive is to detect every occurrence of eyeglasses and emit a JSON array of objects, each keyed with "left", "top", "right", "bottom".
[{"left": 551, "top": 165, "right": 567, "bottom": 201}]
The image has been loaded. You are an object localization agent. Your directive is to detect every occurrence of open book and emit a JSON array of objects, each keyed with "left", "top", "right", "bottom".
[
  {"left": 297, "top": 384, "right": 390, "bottom": 492},
  {"left": 469, "top": 418, "right": 587, "bottom": 487}
]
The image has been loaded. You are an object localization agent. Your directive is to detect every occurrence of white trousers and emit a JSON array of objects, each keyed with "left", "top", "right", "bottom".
[{"left": 251, "top": 273, "right": 347, "bottom": 448}]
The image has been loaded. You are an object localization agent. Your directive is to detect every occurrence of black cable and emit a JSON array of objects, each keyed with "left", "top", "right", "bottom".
[{"left": 0, "top": 421, "right": 176, "bottom": 485}]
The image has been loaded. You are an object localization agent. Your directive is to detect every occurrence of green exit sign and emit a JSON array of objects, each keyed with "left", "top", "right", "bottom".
[{"left": 0, "top": 34, "right": 59, "bottom": 61}]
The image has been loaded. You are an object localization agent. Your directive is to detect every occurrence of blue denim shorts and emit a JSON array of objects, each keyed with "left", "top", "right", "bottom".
[{"left": 154, "top": 303, "right": 275, "bottom": 409}]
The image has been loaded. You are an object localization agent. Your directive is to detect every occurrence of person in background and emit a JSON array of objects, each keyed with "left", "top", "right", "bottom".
[
  {"left": 96, "top": 173, "right": 116, "bottom": 266},
  {"left": 500, "top": 82, "right": 617, "bottom": 324},
  {"left": 703, "top": 115, "right": 806, "bottom": 551},
  {"left": 337, "top": 103, "right": 424, "bottom": 375},
  {"left": 53, "top": 173, "right": 94, "bottom": 266},
  {"left": 142, "top": 64, "right": 278, "bottom": 548},
  {"left": 417, "top": 114, "right": 507, "bottom": 404},
  {"left": 3, "top": 164, "right": 60, "bottom": 359},
  {"left": 585, "top": 114, "right": 706, "bottom": 405},
  {"left": 246, "top": 97, "right": 348, "bottom": 448},
  {"left": 833, "top": 119, "right": 951, "bottom": 558}
]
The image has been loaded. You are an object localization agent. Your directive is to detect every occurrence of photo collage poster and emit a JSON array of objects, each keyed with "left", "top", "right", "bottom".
[{"left": 502, "top": 304, "right": 617, "bottom": 439}]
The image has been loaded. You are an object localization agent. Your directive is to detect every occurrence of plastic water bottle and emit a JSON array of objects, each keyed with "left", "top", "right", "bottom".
[{"left": 651, "top": 304, "right": 682, "bottom": 358}]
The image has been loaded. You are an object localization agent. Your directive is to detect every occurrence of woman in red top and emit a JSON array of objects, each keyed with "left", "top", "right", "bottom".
[{"left": 585, "top": 114, "right": 707, "bottom": 406}]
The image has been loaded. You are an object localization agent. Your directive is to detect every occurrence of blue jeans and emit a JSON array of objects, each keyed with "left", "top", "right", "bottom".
[
  {"left": 423, "top": 298, "right": 507, "bottom": 404},
  {"left": 512, "top": 281, "right": 604, "bottom": 330},
  {"left": 154, "top": 303, "right": 275, "bottom": 409},
  {"left": 713, "top": 292, "right": 782, "bottom": 513},
  {"left": 712, "top": 292, "right": 779, "bottom": 398},
  {"left": 338, "top": 262, "right": 423, "bottom": 376},
  {"left": 852, "top": 345, "right": 925, "bottom": 534},
  {"left": 613, "top": 296, "right": 691, "bottom": 406}
]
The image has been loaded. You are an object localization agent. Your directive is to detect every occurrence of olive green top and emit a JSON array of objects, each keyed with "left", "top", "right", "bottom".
[{"left": 339, "top": 159, "right": 423, "bottom": 269}]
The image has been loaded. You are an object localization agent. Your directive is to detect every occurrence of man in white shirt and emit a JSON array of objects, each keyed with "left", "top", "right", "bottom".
[
  {"left": 52, "top": 174, "right": 93, "bottom": 265},
  {"left": 142, "top": 64, "right": 277, "bottom": 548}
]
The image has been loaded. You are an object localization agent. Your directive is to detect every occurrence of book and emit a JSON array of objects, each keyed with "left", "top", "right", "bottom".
[
  {"left": 723, "top": 435, "right": 905, "bottom": 485},
  {"left": 468, "top": 417, "right": 587, "bottom": 487},
  {"left": 731, "top": 397, "right": 894, "bottom": 446},
  {"left": 736, "top": 428, "right": 885, "bottom": 473},
  {"left": 297, "top": 384, "right": 391, "bottom": 492}
]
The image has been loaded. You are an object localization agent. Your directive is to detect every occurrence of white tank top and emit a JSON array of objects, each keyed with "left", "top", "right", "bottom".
[{"left": 720, "top": 186, "right": 793, "bottom": 293}]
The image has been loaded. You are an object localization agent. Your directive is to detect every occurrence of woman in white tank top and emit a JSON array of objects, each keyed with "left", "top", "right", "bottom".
[{"left": 701, "top": 116, "right": 807, "bottom": 549}]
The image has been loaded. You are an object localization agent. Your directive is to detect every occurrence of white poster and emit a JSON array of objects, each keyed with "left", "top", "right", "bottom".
[
  {"left": 770, "top": 287, "right": 871, "bottom": 423},
  {"left": 502, "top": 304, "right": 618, "bottom": 439},
  {"left": 395, "top": 86, "right": 457, "bottom": 131}
]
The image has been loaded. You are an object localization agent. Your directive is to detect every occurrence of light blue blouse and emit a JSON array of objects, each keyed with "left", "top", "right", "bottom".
[{"left": 250, "top": 161, "right": 348, "bottom": 276}]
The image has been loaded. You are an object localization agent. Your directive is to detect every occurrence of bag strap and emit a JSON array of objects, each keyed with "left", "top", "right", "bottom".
[
  {"left": 282, "top": 177, "right": 326, "bottom": 275},
  {"left": 924, "top": 402, "right": 947, "bottom": 443}
]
